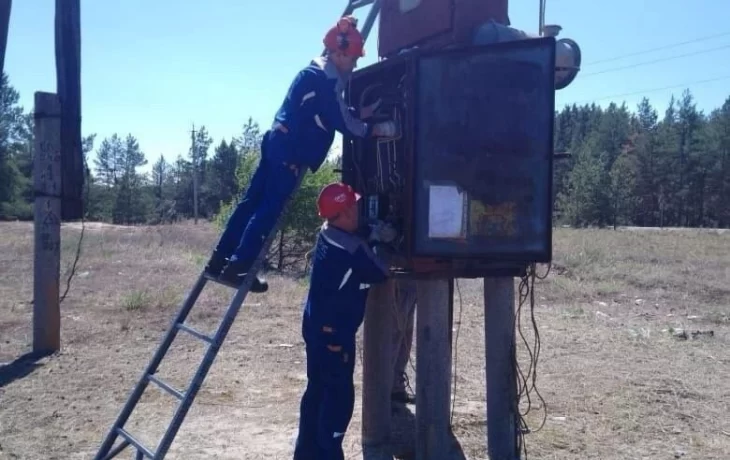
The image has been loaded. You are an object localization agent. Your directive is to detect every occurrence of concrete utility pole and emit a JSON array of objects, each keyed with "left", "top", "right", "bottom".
[
  {"left": 191, "top": 124, "right": 199, "bottom": 224},
  {"left": 33, "top": 92, "right": 62, "bottom": 354}
]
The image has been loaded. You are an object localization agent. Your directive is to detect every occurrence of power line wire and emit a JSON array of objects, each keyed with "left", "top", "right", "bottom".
[
  {"left": 569, "top": 74, "right": 730, "bottom": 105},
  {"left": 583, "top": 30, "right": 730, "bottom": 66},
  {"left": 581, "top": 43, "right": 730, "bottom": 77}
]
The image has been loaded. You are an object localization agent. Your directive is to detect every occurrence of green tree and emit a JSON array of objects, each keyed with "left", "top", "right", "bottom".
[
  {"left": 94, "top": 134, "right": 125, "bottom": 186},
  {"left": 556, "top": 135, "right": 606, "bottom": 226},
  {"left": 608, "top": 149, "right": 637, "bottom": 229},
  {"left": 113, "top": 134, "right": 151, "bottom": 224},
  {"left": 704, "top": 97, "right": 730, "bottom": 226},
  {"left": 209, "top": 139, "right": 239, "bottom": 214},
  {"left": 632, "top": 98, "right": 660, "bottom": 225},
  {"left": 0, "top": 73, "right": 31, "bottom": 219},
  {"left": 190, "top": 125, "right": 213, "bottom": 220}
]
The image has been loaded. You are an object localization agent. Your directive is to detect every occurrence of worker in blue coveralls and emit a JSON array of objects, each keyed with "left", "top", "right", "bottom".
[
  {"left": 203, "top": 16, "right": 398, "bottom": 292},
  {"left": 293, "top": 182, "right": 397, "bottom": 460}
]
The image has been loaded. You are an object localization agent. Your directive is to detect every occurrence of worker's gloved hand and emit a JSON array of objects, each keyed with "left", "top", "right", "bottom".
[
  {"left": 369, "top": 220, "right": 398, "bottom": 243},
  {"left": 372, "top": 120, "right": 400, "bottom": 138}
]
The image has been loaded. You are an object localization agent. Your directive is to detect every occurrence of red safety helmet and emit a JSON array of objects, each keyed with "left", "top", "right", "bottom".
[
  {"left": 317, "top": 182, "right": 361, "bottom": 219},
  {"left": 323, "top": 15, "right": 365, "bottom": 58}
]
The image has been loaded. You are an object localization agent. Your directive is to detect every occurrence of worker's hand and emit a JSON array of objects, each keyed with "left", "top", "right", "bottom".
[
  {"left": 372, "top": 120, "right": 400, "bottom": 138},
  {"left": 369, "top": 220, "right": 398, "bottom": 243},
  {"left": 360, "top": 98, "right": 382, "bottom": 119}
]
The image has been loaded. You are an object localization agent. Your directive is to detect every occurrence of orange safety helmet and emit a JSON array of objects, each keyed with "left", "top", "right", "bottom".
[
  {"left": 317, "top": 182, "right": 361, "bottom": 219},
  {"left": 323, "top": 15, "right": 365, "bottom": 57}
]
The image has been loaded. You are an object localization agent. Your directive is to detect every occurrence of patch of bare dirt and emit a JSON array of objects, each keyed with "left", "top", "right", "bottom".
[{"left": 1, "top": 222, "right": 729, "bottom": 459}]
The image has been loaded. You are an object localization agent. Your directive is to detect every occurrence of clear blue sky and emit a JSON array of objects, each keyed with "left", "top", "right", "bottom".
[{"left": 6, "top": 0, "right": 730, "bottom": 169}]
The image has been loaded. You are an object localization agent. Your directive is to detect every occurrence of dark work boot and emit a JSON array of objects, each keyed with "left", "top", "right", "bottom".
[
  {"left": 218, "top": 260, "right": 268, "bottom": 293},
  {"left": 204, "top": 250, "right": 228, "bottom": 278}
]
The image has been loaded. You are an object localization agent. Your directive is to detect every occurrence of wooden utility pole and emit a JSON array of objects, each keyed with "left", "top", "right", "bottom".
[
  {"left": 33, "top": 92, "right": 62, "bottom": 354},
  {"left": 54, "top": 0, "right": 83, "bottom": 220},
  {"left": 361, "top": 279, "right": 396, "bottom": 459},
  {"left": 191, "top": 124, "right": 199, "bottom": 224},
  {"left": 0, "top": 0, "right": 11, "bottom": 77},
  {"left": 484, "top": 277, "right": 520, "bottom": 459},
  {"left": 415, "top": 278, "right": 453, "bottom": 460}
]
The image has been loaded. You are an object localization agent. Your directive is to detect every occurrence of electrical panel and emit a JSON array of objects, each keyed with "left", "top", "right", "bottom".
[{"left": 343, "top": 37, "right": 556, "bottom": 278}]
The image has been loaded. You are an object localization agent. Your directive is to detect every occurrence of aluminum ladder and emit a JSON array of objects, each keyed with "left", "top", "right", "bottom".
[
  {"left": 93, "top": 2, "right": 381, "bottom": 458},
  {"left": 93, "top": 173, "right": 304, "bottom": 460}
]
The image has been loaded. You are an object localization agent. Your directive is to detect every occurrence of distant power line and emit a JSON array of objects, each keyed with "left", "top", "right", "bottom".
[
  {"left": 569, "top": 74, "right": 730, "bottom": 105},
  {"left": 580, "top": 43, "right": 730, "bottom": 77},
  {"left": 583, "top": 30, "right": 730, "bottom": 66}
]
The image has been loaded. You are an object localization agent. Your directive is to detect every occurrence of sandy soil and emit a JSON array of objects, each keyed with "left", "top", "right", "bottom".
[{"left": 1, "top": 221, "right": 729, "bottom": 459}]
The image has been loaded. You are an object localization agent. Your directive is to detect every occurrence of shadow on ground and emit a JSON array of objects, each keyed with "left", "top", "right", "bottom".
[{"left": 0, "top": 351, "right": 53, "bottom": 388}]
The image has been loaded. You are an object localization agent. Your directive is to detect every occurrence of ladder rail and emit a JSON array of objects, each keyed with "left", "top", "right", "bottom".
[
  {"left": 94, "top": 172, "right": 306, "bottom": 460},
  {"left": 94, "top": 275, "right": 208, "bottom": 459},
  {"left": 153, "top": 171, "right": 306, "bottom": 458}
]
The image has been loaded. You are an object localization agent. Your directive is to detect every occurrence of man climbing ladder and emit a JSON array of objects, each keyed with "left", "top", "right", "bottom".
[
  {"left": 94, "top": 8, "right": 396, "bottom": 460},
  {"left": 205, "top": 15, "right": 399, "bottom": 291}
]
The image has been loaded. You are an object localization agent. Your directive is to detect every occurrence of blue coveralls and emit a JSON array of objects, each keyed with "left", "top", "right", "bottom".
[
  {"left": 215, "top": 57, "right": 374, "bottom": 267},
  {"left": 293, "top": 223, "right": 390, "bottom": 460}
]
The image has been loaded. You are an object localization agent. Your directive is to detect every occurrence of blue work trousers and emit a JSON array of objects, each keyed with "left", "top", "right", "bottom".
[
  {"left": 293, "top": 338, "right": 356, "bottom": 460},
  {"left": 215, "top": 132, "right": 300, "bottom": 265}
]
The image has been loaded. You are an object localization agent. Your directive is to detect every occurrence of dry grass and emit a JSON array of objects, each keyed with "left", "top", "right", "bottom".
[{"left": 0, "top": 221, "right": 728, "bottom": 459}]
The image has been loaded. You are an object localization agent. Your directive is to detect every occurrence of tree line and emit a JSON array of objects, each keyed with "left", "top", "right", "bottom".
[
  {"left": 1, "top": 72, "right": 728, "bottom": 264},
  {"left": 554, "top": 91, "right": 730, "bottom": 228}
]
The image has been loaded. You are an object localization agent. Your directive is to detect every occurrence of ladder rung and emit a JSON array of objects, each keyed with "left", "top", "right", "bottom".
[
  {"left": 116, "top": 428, "right": 154, "bottom": 459},
  {"left": 202, "top": 271, "right": 244, "bottom": 291},
  {"left": 202, "top": 271, "right": 219, "bottom": 282},
  {"left": 177, "top": 323, "right": 215, "bottom": 344},
  {"left": 147, "top": 374, "right": 185, "bottom": 400}
]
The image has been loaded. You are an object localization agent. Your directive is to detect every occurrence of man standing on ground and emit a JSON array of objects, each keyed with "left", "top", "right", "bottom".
[
  {"left": 293, "top": 182, "right": 396, "bottom": 460},
  {"left": 203, "top": 16, "right": 398, "bottom": 292}
]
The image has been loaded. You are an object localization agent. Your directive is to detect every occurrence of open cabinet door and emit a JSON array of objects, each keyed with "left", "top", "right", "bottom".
[
  {"left": 379, "top": 0, "right": 453, "bottom": 57},
  {"left": 410, "top": 37, "right": 557, "bottom": 264}
]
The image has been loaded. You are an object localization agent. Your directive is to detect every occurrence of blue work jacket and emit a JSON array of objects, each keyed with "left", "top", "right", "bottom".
[
  {"left": 302, "top": 223, "right": 389, "bottom": 347},
  {"left": 267, "top": 56, "right": 374, "bottom": 172}
]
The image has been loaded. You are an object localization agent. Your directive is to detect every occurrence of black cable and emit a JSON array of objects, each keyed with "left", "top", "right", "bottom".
[
  {"left": 512, "top": 263, "right": 548, "bottom": 458},
  {"left": 583, "top": 30, "right": 730, "bottom": 66},
  {"left": 59, "top": 154, "right": 89, "bottom": 304},
  {"left": 580, "top": 43, "right": 730, "bottom": 78}
]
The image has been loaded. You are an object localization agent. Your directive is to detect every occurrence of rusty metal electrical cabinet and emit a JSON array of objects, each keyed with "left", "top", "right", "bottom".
[
  {"left": 378, "top": 0, "right": 509, "bottom": 58},
  {"left": 342, "top": 37, "right": 556, "bottom": 278}
]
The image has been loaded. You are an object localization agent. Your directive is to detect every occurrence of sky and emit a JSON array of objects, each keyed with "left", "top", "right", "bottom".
[{"left": 5, "top": 0, "right": 730, "bottom": 171}]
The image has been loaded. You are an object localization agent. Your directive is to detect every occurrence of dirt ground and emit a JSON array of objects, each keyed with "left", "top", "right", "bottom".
[{"left": 1, "top": 221, "right": 729, "bottom": 459}]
